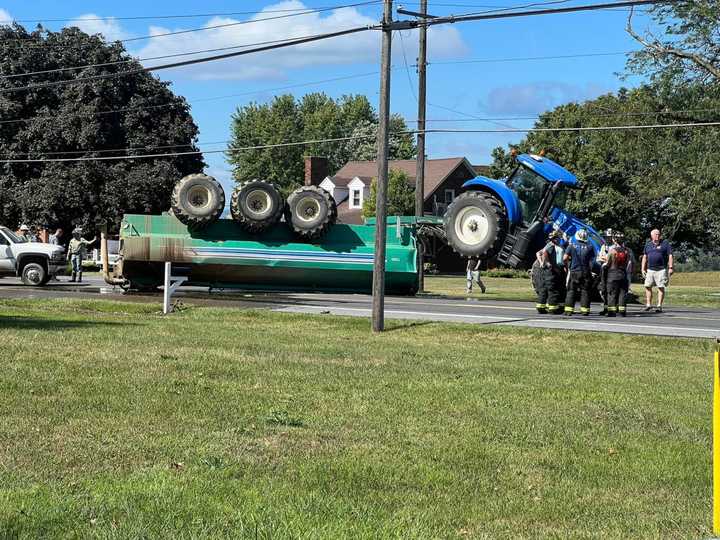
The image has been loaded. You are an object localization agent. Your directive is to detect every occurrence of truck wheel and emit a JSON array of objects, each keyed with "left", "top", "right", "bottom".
[
  {"left": 444, "top": 191, "right": 507, "bottom": 258},
  {"left": 21, "top": 262, "right": 47, "bottom": 286},
  {"left": 285, "top": 186, "right": 337, "bottom": 240},
  {"left": 230, "top": 180, "right": 284, "bottom": 233},
  {"left": 171, "top": 173, "right": 225, "bottom": 228}
]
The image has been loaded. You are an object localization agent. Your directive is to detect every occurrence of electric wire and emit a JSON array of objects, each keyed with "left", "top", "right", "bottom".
[
  {"left": 0, "top": 1, "right": 382, "bottom": 45},
  {"left": 2, "top": 121, "right": 719, "bottom": 163},
  {"left": 0, "top": 25, "right": 377, "bottom": 94},
  {"left": 0, "top": 70, "right": 381, "bottom": 126},
  {"left": 0, "top": 4, "right": 382, "bottom": 24}
]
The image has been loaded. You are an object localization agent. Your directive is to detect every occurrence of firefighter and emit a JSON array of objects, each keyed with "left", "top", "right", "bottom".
[
  {"left": 596, "top": 228, "right": 614, "bottom": 316},
  {"left": 605, "top": 231, "right": 633, "bottom": 317},
  {"left": 563, "top": 228, "right": 596, "bottom": 316},
  {"left": 534, "top": 230, "right": 565, "bottom": 314},
  {"left": 67, "top": 227, "right": 96, "bottom": 283}
]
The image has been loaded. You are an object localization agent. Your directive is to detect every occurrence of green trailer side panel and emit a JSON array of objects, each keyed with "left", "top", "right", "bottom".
[{"left": 119, "top": 214, "right": 419, "bottom": 295}]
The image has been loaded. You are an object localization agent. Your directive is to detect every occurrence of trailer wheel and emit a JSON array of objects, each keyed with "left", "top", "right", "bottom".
[
  {"left": 171, "top": 173, "right": 225, "bottom": 228},
  {"left": 444, "top": 191, "right": 507, "bottom": 258},
  {"left": 285, "top": 186, "right": 337, "bottom": 240},
  {"left": 230, "top": 180, "right": 284, "bottom": 232}
]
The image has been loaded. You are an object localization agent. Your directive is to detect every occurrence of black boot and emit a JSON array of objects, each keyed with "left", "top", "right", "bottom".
[
  {"left": 70, "top": 272, "right": 76, "bottom": 282},
  {"left": 77, "top": 272, "right": 83, "bottom": 283}
]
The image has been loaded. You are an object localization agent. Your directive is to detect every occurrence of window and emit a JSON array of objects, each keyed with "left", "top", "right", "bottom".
[
  {"left": 350, "top": 188, "right": 362, "bottom": 208},
  {"left": 0, "top": 234, "right": 7, "bottom": 246},
  {"left": 444, "top": 189, "right": 455, "bottom": 204},
  {"left": 506, "top": 167, "right": 548, "bottom": 224}
]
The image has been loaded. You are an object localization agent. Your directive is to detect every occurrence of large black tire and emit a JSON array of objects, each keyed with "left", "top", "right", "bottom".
[
  {"left": 21, "top": 262, "right": 47, "bottom": 286},
  {"left": 284, "top": 186, "right": 337, "bottom": 240},
  {"left": 230, "top": 180, "right": 284, "bottom": 233},
  {"left": 443, "top": 191, "right": 507, "bottom": 258},
  {"left": 171, "top": 173, "right": 225, "bottom": 228}
]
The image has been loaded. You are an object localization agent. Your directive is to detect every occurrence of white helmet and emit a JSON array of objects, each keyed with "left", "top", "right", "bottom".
[
  {"left": 575, "top": 229, "right": 588, "bottom": 243},
  {"left": 19, "top": 224, "right": 29, "bottom": 231}
]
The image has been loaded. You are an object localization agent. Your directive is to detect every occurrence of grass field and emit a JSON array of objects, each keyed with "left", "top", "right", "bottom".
[
  {"left": 0, "top": 298, "right": 715, "bottom": 538},
  {"left": 424, "top": 271, "right": 720, "bottom": 308}
]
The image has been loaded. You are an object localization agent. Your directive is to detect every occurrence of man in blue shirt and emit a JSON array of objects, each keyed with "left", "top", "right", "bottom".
[
  {"left": 563, "top": 229, "right": 596, "bottom": 316},
  {"left": 641, "top": 228, "right": 674, "bottom": 313}
]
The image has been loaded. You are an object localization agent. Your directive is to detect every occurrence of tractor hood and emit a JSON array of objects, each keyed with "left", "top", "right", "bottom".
[{"left": 517, "top": 154, "right": 578, "bottom": 186}]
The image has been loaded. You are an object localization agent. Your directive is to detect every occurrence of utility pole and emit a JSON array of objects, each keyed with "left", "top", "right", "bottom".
[
  {"left": 414, "top": 0, "right": 427, "bottom": 293},
  {"left": 371, "top": 0, "right": 393, "bottom": 333}
]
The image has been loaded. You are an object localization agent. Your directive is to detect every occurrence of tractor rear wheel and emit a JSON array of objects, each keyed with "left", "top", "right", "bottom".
[
  {"left": 171, "top": 173, "right": 225, "bottom": 228},
  {"left": 444, "top": 191, "right": 507, "bottom": 258},
  {"left": 285, "top": 186, "right": 336, "bottom": 240},
  {"left": 230, "top": 180, "right": 284, "bottom": 233}
]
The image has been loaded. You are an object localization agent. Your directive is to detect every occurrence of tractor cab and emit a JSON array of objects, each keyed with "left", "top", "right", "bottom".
[{"left": 443, "top": 153, "right": 598, "bottom": 268}]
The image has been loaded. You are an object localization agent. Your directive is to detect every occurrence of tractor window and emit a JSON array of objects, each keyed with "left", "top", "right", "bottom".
[{"left": 507, "top": 167, "right": 548, "bottom": 224}]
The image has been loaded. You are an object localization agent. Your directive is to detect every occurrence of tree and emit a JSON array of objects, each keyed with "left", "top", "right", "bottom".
[
  {"left": 625, "top": 1, "right": 720, "bottom": 83},
  {"left": 489, "top": 85, "right": 720, "bottom": 249},
  {"left": 362, "top": 169, "right": 415, "bottom": 219},
  {"left": 227, "top": 93, "right": 416, "bottom": 193},
  {"left": 0, "top": 24, "right": 203, "bottom": 232}
]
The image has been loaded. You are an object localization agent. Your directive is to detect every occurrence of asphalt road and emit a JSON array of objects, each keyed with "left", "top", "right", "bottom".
[{"left": 1, "top": 276, "right": 718, "bottom": 339}]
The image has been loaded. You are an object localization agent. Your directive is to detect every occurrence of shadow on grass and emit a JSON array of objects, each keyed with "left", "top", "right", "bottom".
[
  {"left": 0, "top": 316, "right": 138, "bottom": 331},
  {"left": 383, "top": 320, "right": 436, "bottom": 332}
]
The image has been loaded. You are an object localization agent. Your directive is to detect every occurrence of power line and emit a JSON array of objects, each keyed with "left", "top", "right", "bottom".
[
  {"left": 0, "top": 25, "right": 377, "bottom": 94},
  {"left": 2, "top": 121, "right": 719, "bottom": 163},
  {"left": 0, "top": 1, "right": 381, "bottom": 45},
  {"left": 420, "top": 108, "right": 720, "bottom": 122},
  {"left": 424, "top": 121, "right": 720, "bottom": 133},
  {"left": 0, "top": 133, "right": 385, "bottom": 163},
  {"left": 0, "top": 71, "right": 381, "bottom": 125},
  {"left": 413, "top": 0, "right": 667, "bottom": 28},
  {"left": 0, "top": 35, "right": 325, "bottom": 80},
  {"left": 0, "top": 4, "right": 382, "bottom": 24},
  {"left": 427, "top": 50, "right": 633, "bottom": 65},
  {"left": 397, "top": 31, "right": 418, "bottom": 101}
]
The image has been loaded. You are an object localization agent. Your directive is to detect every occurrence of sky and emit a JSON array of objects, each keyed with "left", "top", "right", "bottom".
[{"left": 0, "top": 0, "right": 656, "bottom": 193}]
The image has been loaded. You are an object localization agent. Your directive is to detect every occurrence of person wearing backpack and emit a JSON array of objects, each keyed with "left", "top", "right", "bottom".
[
  {"left": 563, "top": 229, "right": 596, "bottom": 316},
  {"left": 605, "top": 231, "right": 633, "bottom": 317}
]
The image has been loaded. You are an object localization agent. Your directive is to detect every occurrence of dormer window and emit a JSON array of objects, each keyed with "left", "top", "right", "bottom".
[{"left": 350, "top": 188, "right": 362, "bottom": 208}]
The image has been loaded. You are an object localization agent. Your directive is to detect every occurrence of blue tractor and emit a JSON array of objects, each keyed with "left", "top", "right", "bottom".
[{"left": 444, "top": 153, "right": 604, "bottom": 267}]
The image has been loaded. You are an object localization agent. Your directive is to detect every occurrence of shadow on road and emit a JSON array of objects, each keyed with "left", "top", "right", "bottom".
[{"left": 0, "top": 316, "right": 137, "bottom": 331}]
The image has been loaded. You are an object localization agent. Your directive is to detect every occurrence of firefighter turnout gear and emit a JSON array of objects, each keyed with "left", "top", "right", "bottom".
[
  {"left": 563, "top": 231, "right": 596, "bottom": 316},
  {"left": 535, "top": 231, "right": 565, "bottom": 314}
]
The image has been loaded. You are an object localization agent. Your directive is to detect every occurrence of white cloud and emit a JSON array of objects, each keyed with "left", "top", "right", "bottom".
[
  {"left": 128, "top": 0, "right": 467, "bottom": 81},
  {"left": 0, "top": 9, "right": 13, "bottom": 24},
  {"left": 68, "top": 14, "right": 132, "bottom": 42},
  {"left": 483, "top": 82, "right": 609, "bottom": 115}
]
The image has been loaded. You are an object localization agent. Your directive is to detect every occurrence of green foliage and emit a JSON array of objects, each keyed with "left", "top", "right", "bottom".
[
  {"left": 227, "top": 93, "right": 416, "bottom": 192},
  {"left": 625, "top": 0, "right": 720, "bottom": 84},
  {"left": 0, "top": 25, "right": 204, "bottom": 233},
  {"left": 361, "top": 169, "right": 416, "bottom": 219},
  {"left": 489, "top": 84, "right": 720, "bottom": 250}
]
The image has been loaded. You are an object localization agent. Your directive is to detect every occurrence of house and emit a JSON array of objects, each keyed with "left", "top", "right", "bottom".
[{"left": 303, "top": 156, "right": 482, "bottom": 225}]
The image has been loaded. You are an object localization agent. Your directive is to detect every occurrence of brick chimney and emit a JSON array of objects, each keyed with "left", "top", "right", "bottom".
[{"left": 304, "top": 156, "right": 329, "bottom": 186}]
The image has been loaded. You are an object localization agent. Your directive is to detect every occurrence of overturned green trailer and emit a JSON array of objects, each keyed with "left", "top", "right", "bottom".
[{"left": 108, "top": 213, "right": 419, "bottom": 295}]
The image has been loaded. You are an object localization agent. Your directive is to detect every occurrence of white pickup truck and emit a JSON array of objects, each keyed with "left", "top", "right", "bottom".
[{"left": 0, "top": 226, "right": 67, "bottom": 285}]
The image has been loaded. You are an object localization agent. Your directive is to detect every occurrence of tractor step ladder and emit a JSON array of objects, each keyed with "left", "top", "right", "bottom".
[
  {"left": 162, "top": 262, "right": 188, "bottom": 314},
  {"left": 496, "top": 233, "right": 517, "bottom": 266}
]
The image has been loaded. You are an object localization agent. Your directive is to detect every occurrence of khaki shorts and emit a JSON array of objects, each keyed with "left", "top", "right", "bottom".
[{"left": 645, "top": 268, "right": 668, "bottom": 288}]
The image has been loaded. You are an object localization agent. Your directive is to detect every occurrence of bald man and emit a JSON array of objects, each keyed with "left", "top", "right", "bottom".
[{"left": 641, "top": 229, "right": 674, "bottom": 313}]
